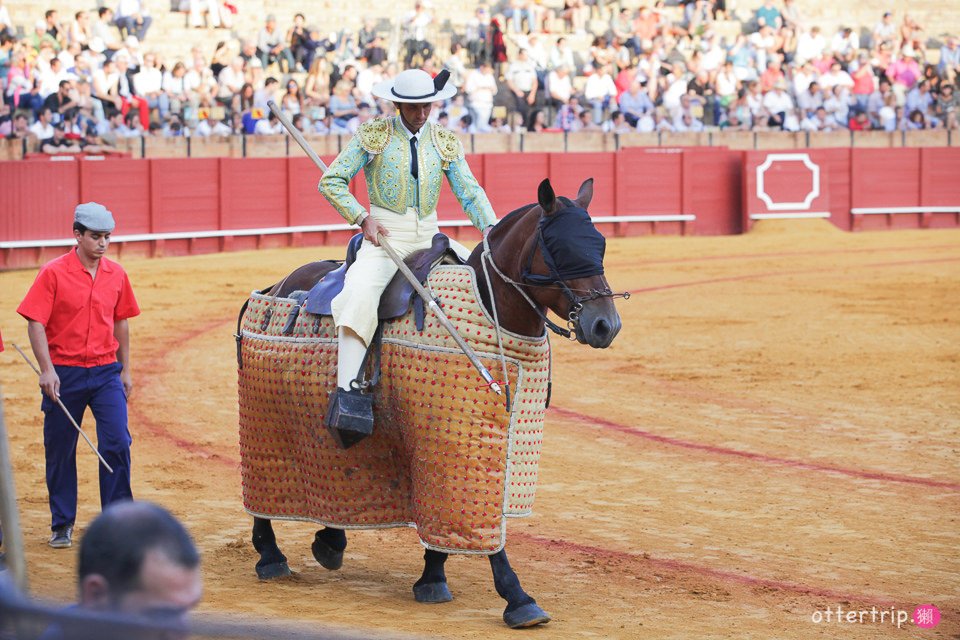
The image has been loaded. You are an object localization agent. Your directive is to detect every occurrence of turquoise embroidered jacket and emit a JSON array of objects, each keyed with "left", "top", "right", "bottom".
[{"left": 318, "top": 116, "right": 496, "bottom": 229}]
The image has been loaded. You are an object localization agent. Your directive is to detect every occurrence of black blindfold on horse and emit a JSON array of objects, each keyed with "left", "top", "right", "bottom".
[{"left": 523, "top": 204, "right": 606, "bottom": 285}]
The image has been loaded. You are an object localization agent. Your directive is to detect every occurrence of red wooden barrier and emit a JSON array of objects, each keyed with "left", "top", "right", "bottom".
[{"left": 2, "top": 146, "right": 957, "bottom": 270}]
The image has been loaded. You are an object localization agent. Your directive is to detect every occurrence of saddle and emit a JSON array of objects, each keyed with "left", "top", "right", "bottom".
[{"left": 297, "top": 233, "right": 464, "bottom": 331}]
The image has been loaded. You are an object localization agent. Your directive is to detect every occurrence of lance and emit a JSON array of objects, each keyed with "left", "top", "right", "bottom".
[
  {"left": 11, "top": 344, "right": 114, "bottom": 473},
  {"left": 267, "top": 101, "right": 503, "bottom": 395}
]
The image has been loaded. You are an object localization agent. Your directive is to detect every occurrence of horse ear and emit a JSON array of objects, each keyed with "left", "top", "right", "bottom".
[
  {"left": 575, "top": 178, "right": 594, "bottom": 209},
  {"left": 538, "top": 179, "right": 557, "bottom": 213}
]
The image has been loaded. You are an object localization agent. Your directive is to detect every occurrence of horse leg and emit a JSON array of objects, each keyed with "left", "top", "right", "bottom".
[
  {"left": 252, "top": 517, "right": 291, "bottom": 580},
  {"left": 311, "top": 526, "right": 346, "bottom": 570},
  {"left": 412, "top": 549, "right": 453, "bottom": 603},
  {"left": 489, "top": 549, "right": 550, "bottom": 628}
]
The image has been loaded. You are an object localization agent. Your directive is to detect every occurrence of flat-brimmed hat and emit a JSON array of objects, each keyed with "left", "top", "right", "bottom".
[
  {"left": 372, "top": 69, "right": 455, "bottom": 103},
  {"left": 74, "top": 202, "right": 115, "bottom": 232}
]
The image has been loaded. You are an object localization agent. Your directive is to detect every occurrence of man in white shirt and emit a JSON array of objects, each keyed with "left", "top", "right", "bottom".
[
  {"left": 583, "top": 64, "right": 617, "bottom": 125},
  {"left": 114, "top": 0, "right": 151, "bottom": 41},
  {"left": 762, "top": 81, "right": 795, "bottom": 129},
  {"left": 217, "top": 56, "right": 246, "bottom": 102},
  {"left": 795, "top": 26, "right": 826, "bottom": 65},
  {"left": 195, "top": 113, "right": 231, "bottom": 136},
  {"left": 133, "top": 52, "right": 167, "bottom": 120},
  {"left": 464, "top": 63, "right": 497, "bottom": 132},
  {"left": 801, "top": 106, "right": 839, "bottom": 131},
  {"left": 545, "top": 65, "right": 573, "bottom": 110},
  {"left": 819, "top": 62, "right": 854, "bottom": 91},
  {"left": 505, "top": 49, "right": 539, "bottom": 125},
  {"left": 29, "top": 107, "right": 56, "bottom": 140},
  {"left": 254, "top": 111, "right": 283, "bottom": 134}
]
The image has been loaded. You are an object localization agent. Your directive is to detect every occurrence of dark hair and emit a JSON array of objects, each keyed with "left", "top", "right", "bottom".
[
  {"left": 45, "top": 9, "right": 56, "bottom": 20},
  {"left": 98, "top": 7, "right": 110, "bottom": 17},
  {"left": 73, "top": 222, "right": 89, "bottom": 234},
  {"left": 79, "top": 502, "right": 199, "bottom": 598}
]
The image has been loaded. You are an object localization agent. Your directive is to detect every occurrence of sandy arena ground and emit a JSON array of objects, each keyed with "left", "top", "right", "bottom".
[{"left": 0, "top": 220, "right": 957, "bottom": 639}]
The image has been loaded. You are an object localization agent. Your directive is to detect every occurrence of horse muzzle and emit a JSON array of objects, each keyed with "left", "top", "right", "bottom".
[{"left": 574, "top": 309, "right": 622, "bottom": 349}]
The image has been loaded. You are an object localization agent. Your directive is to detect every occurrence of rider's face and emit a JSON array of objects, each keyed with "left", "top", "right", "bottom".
[{"left": 398, "top": 102, "right": 432, "bottom": 134}]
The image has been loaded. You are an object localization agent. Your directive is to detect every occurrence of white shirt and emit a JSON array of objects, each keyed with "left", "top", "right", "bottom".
[
  {"left": 29, "top": 121, "right": 55, "bottom": 139},
  {"left": 254, "top": 119, "right": 283, "bottom": 135},
  {"left": 465, "top": 70, "right": 497, "bottom": 109},
  {"left": 583, "top": 73, "right": 617, "bottom": 101},
  {"left": 195, "top": 119, "right": 231, "bottom": 136},
  {"left": 763, "top": 90, "right": 794, "bottom": 114},
  {"left": 133, "top": 66, "right": 162, "bottom": 94}
]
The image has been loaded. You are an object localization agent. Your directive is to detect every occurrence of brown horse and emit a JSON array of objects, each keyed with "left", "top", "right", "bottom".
[{"left": 249, "top": 177, "right": 624, "bottom": 628}]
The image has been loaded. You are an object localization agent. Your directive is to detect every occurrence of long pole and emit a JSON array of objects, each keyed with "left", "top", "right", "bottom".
[
  {"left": 267, "top": 101, "right": 503, "bottom": 395},
  {"left": 11, "top": 344, "right": 114, "bottom": 473},
  {"left": 0, "top": 384, "right": 29, "bottom": 593}
]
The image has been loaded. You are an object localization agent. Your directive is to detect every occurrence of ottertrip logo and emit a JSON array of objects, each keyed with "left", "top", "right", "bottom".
[{"left": 810, "top": 604, "right": 940, "bottom": 629}]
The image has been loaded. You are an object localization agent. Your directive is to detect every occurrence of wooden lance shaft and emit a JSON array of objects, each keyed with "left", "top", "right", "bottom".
[
  {"left": 0, "top": 384, "right": 29, "bottom": 593},
  {"left": 266, "top": 101, "right": 503, "bottom": 395},
  {"left": 11, "top": 344, "right": 114, "bottom": 473}
]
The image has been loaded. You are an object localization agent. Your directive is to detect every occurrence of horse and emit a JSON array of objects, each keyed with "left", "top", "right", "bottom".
[{"left": 244, "top": 177, "right": 624, "bottom": 628}]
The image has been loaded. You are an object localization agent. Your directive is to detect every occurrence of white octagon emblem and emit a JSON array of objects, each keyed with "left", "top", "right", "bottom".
[{"left": 756, "top": 153, "right": 821, "bottom": 211}]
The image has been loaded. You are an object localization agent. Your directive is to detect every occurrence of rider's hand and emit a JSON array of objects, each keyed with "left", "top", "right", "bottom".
[{"left": 360, "top": 215, "right": 389, "bottom": 246}]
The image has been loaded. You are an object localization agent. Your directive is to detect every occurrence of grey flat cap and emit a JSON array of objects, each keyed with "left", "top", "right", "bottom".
[{"left": 74, "top": 202, "right": 115, "bottom": 232}]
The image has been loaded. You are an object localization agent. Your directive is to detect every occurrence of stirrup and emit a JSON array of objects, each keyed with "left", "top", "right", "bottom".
[{"left": 324, "top": 388, "right": 374, "bottom": 449}]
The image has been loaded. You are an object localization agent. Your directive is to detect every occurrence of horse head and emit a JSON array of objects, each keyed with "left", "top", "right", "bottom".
[{"left": 472, "top": 178, "right": 626, "bottom": 349}]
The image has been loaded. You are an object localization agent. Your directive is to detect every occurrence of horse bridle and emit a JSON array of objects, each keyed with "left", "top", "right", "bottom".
[{"left": 481, "top": 223, "right": 629, "bottom": 341}]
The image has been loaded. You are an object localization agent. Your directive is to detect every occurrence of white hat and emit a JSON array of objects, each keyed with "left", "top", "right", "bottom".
[
  {"left": 372, "top": 69, "right": 455, "bottom": 103},
  {"left": 74, "top": 202, "right": 115, "bottom": 232}
]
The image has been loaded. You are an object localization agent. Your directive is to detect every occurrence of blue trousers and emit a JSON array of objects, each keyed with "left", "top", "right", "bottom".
[{"left": 41, "top": 363, "right": 133, "bottom": 530}]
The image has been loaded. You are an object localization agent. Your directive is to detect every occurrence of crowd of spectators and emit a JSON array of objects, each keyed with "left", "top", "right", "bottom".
[{"left": 0, "top": 0, "right": 958, "bottom": 156}]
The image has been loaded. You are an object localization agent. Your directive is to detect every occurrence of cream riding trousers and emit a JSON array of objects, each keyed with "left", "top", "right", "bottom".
[{"left": 332, "top": 205, "right": 438, "bottom": 346}]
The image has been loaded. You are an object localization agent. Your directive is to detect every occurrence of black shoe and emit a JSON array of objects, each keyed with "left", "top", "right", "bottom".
[{"left": 48, "top": 526, "right": 73, "bottom": 549}]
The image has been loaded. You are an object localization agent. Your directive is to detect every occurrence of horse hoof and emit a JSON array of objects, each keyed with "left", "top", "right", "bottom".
[
  {"left": 255, "top": 561, "right": 291, "bottom": 580},
  {"left": 503, "top": 603, "right": 551, "bottom": 628},
  {"left": 311, "top": 537, "right": 344, "bottom": 571},
  {"left": 413, "top": 582, "right": 453, "bottom": 603}
]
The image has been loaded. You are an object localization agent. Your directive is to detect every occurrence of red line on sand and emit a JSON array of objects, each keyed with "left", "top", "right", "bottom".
[
  {"left": 133, "top": 319, "right": 238, "bottom": 467},
  {"left": 629, "top": 256, "right": 960, "bottom": 294},
  {"left": 513, "top": 532, "right": 900, "bottom": 606},
  {"left": 549, "top": 407, "right": 960, "bottom": 491},
  {"left": 610, "top": 243, "right": 960, "bottom": 269}
]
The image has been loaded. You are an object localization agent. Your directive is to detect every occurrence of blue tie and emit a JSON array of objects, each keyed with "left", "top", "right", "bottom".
[{"left": 410, "top": 136, "right": 418, "bottom": 180}]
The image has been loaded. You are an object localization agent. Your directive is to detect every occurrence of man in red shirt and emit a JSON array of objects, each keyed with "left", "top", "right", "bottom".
[{"left": 17, "top": 203, "right": 140, "bottom": 549}]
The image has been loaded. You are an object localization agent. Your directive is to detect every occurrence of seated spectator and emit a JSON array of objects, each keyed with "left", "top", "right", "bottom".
[
  {"left": 280, "top": 78, "right": 303, "bottom": 116},
  {"left": 257, "top": 15, "right": 295, "bottom": 73},
  {"left": 114, "top": 0, "right": 152, "bottom": 42},
  {"left": 217, "top": 56, "right": 246, "bottom": 105},
  {"left": 41, "top": 121, "right": 81, "bottom": 154},
  {"left": 133, "top": 53, "right": 167, "bottom": 121},
  {"left": 464, "top": 63, "right": 497, "bottom": 132},
  {"left": 934, "top": 84, "right": 958, "bottom": 128},
  {"left": 797, "top": 81, "right": 824, "bottom": 118},
  {"left": 89, "top": 8, "right": 121, "bottom": 58},
  {"left": 795, "top": 26, "right": 825, "bottom": 66},
  {"left": 584, "top": 63, "right": 617, "bottom": 124},
  {"left": 554, "top": 95, "right": 582, "bottom": 132},
  {"left": 113, "top": 54, "right": 150, "bottom": 130},
  {"left": 819, "top": 62, "right": 854, "bottom": 91},
  {"left": 195, "top": 112, "right": 231, "bottom": 136},
  {"left": 254, "top": 110, "right": 283, "bottom": 134},
  {"left": 673, "top": 111, "right": 704, "bottom": 132},
  {"left": 877, "top": 92, "right": 898, "bottom": 131},
  {"left": 454, "top": 113, "right": 474, "bottom": 134},
  {"left": 79, "top": 127, "right": 119, "bottom": 154},
  {"left": 43, "top": 80, "right": 79, "bottom": 120},
  {"left": 906, "top": 80, "right": 935, "bottom": 116},
  {"left": 619, "top": 80, "right": 654, "bottom": 127},
  {"left": 802, "top": 105, "right": 840, "bottom": 131},
  {"left": 545, "top": 66, "right": 573, "bottom": 111},
  {"left": 847, "top": 109, "right": 871, "bottom": 131},
  {"left": 304, "top": 58, "right": 331, "bottom": 109},
  {"left": 872, "top": 11, "right": 896, "bottom": 50},
  {"left": 6, "top": 112, "right": 31, "bottom": 139},
  {"left": 763, "top": 80, "right": 794, "bottom": 129},
  {"left": 938, "top": 37, "right": 959, "bottom": 82},
  {"left": 526, "top": 108, "right": 548, "bottom": 132},
  {"left": 327, "top": 79, "right": 358, "bottom": 131},
  {"left": 602, "top": 110, "right": 633, "bottom": 133},
  {"left": 29, "top": 107, "right": 56, "bottom": 140},
  {"left": 505, "top": 49, "right": 539, "bottom": 126},
  {"left": 402, "top": 1, "right": 433, "bottom": 67},
  {"left": 830, "top": 27, "right": 859, "bottom": 65},
  {"left": 720, "top": 109, "right": 750, "bottom": 131},
  {"left": 754, "top": 0, "right": 782, "bottom": 30},
  {"left": 822, "top": 85, "right": 851, "bottom": 125}
]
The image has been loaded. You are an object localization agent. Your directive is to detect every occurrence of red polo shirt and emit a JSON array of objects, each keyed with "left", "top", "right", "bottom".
[{"left": 17, "top": 249, "right": 140, "bottom": 367}]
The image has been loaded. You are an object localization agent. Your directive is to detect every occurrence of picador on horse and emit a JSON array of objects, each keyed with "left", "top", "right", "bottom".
[{"left": 236, "top": 68, "right": 627, "bottom": 629}]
